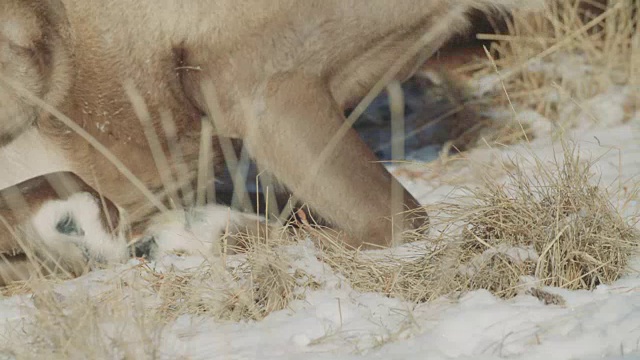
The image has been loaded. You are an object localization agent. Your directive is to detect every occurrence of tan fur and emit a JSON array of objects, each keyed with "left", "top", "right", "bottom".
[{"left": 0, "top": 0, "right": 539, "bottom": 258}]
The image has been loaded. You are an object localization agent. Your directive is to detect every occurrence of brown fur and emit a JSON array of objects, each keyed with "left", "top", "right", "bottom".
[{"left": 0, "top": 0, "right": 539, "bottom": 258}]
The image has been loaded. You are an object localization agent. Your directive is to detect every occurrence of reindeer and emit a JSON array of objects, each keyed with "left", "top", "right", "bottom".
[{"left": 0, "top": 0, "right": 539, "bottom": 285}]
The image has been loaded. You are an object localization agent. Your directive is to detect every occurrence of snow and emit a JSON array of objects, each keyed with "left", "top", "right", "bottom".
[{"left": 1, "top": 87, "right": 640, "bottom": 360}]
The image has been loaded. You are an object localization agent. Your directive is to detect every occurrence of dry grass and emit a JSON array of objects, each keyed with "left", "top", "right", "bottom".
[
  {"left": 432, "top": 0, "right": 640, "bottom": 153},
  {"left": 0, "top": 230, "right": 319, "bottom": 358},
  {"left": 475, "top": 0, "right": 639, "bottom": 125},
  {"left": 1, "top": 279, "right": 165, "bottom": 360},
  {"left": 319, "top": 234, "right": 458, "bottom": 303},
  {"left": 449, "top": 141, "right": 638, "bottom": 297},
  {"left": 141, "top": 235, "right": 303, "bottom": 322},
  {"left": 323, "top": 141, "right": 639, "bottom": 301}
]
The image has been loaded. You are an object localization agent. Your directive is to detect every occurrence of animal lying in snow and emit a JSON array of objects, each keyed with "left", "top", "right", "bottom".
[{"left": 0, "top": 0, "right": 540, "bottom": 285}]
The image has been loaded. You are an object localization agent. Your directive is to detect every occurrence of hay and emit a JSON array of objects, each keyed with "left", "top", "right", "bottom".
[
  {"left": 323, "top": 141, "right": 639, "bottom": 302},
  {"left": 319, "top": 236, "right": 457, "bottom": 303},
  {"left": 141, "top": 232, "right": 305, "bottom": 322},
  {"left": 0, "top": 228, "right": 319, "bottom": 358},
  {"left": 1, "top": 280, "right": 165, "bottom": 360},
  {"left": 476, "top": 0, "right": 639, "bottom": 124},
  {"left": 449, "top": 142, "right": 638, "bottom": 296}
]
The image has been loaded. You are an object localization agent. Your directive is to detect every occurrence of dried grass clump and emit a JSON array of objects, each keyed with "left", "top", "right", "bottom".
[
  {"left": 448, "top": 143, "right": 638, "bottom": 297},
  {"left": 317, "top": 229, "right": 458, "bottom": 303},
  {"left": 1, "top": 280, "right": 164, "bottom": 360},
  {"left": 143, "top": 237, "right": 302, "bottom": 322},
  {"left": 322, "top": 142, "right": 638, "bottom": 302},
  {"left": 455, "top": 251, "right": 537, "bottom": 299},
  {"left": 0, "top": 231, "right": 314, "bottom": 358},
  {"left": 479, "top": 0, "right": 640, "bottom": 122}
]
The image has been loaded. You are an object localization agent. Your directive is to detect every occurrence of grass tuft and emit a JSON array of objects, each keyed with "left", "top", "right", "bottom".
[
  {"left": 142, "top": 234, "right": 302, "bottom": 322},
  {"left": 476, "top": 0, "right": 639, "bottom": 125},
  {"left": 449, "top": 141, "right": 638, "bottom": 296},
  {"left": 324, "top": 141, "right": 639, "bottom": 301}
]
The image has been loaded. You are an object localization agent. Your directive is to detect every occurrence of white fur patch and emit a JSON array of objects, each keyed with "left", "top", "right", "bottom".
[
  {"left": 27, "top": 192, "right": 129, "bottom": 268},
  {"left": 146, "top": 205, "right": 264, "bottom": 257}
]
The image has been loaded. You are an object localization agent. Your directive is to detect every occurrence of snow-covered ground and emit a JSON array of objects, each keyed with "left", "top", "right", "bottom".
[{"left": 1, "top": 89, "right": 639, "bottom": 359}]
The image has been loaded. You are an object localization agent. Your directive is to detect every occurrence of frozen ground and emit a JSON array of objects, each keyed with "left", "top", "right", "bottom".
[{"left": 0, "top": 90, "right": 639, "bottom": 359}]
